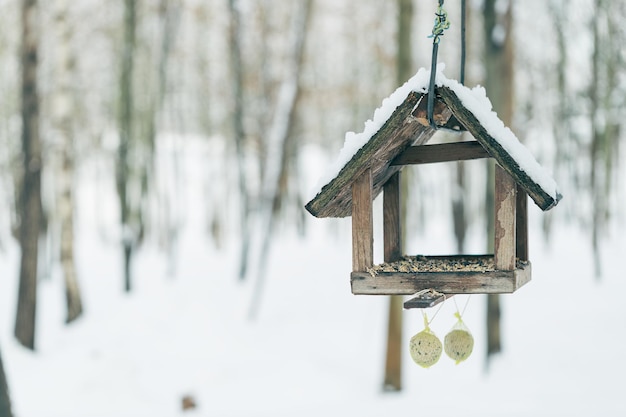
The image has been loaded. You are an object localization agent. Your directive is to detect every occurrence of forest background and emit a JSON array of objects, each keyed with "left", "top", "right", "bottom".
[{"left": 0, "top": 0, "right": 625, "bottom": 416}]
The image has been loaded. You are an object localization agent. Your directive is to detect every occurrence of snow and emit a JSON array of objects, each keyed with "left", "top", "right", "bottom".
[
  {"left": 438, "top": 75, "right": 561, "bottom": 202},
  {"left": 308, "top": 67, "right": 431, "bottom": 200},
  {"left": 0, "top": 136, "right": 623, "bottom": 417},
  {"left": 309, "top": 65, "right": 560, "bottom": 203}
]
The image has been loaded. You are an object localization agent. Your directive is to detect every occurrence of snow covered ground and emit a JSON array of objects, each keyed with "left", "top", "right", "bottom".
[{"left": 1, "top": 139, "right": 625, "bottom": 417}]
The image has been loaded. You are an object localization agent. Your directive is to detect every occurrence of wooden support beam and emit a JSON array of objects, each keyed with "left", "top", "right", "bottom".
[
  {"left": 494, "top": 165, "right": 516, "bottom": 271},
  {"left": 383, "top": 172, "right": 402, "bottom": 262},
  {"left": 352, "top": 169, "right": 373, "bottom": 272},
  {"left": 516, "top": 184, "right": 529, "bottom": 261},
  {"left": 382, "top": 172, "right": 403, "bottom": 389},
  {"left": 391, "top": 141, "right": 490, "bottom": 166}
]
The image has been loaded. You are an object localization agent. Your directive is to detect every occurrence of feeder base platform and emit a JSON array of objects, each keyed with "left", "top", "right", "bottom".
[{"left": 351, "top": 255, "right": 531, "bottom": 296}]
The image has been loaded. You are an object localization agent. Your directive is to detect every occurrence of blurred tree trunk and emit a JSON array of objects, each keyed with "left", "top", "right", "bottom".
[
  {"left": 589, "top": 0, "right": 602, "bottom": 278},
  {"left": 227, "top": 0, "right": 252, "bottom": 281},
  {"left": 248, "top": 0, "right": 313, "bottom": 319},
  {"left": 151, "top": 0, "right": 181, "bottom": 277},
  {"left": 452, "top": 4, "right": 472, "bottom": 254},
  {"left": 117, "top": 0, "right": 137, "bottom": 292},
  {"left": 589, "top": 0, "right": 621, "bottom": 279},
  {"left": 147, "top": 0, "right": 180, "bottom": 155},
  {"left": 544, "top": 0, "right": 569, "bottom": 239},
  {"left": 15, "top": 0, "right": 41, "bottom": 350},
  {"left": 483, "top": 0, "right": 514, "bottom": 363},
  {"left": 54, "top": 0, "right": 82, "bottom": 323},
  {"left": 382, "top": 0, "right": 413, "bottom": 393},
  {"left": 0, "top": 347, "right": 12, "bottom": 417},
  {"left": 452, "top": 160, "right": 467, "bottom": 253}
]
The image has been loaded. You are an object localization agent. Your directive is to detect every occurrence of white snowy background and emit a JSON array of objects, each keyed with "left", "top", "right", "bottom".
[
  {"left": 1, "top": 134, "right": 625, "bottom": 417},
  {"left": 1, "top": 0, "right": 626, "bottom": 416}
]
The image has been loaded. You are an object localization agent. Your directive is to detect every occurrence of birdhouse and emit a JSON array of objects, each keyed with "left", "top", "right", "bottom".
[{"left": 305, "top": 69, "right": 562, "bottom": 308}]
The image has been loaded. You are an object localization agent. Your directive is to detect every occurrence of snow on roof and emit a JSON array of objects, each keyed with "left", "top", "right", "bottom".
[
  {"left": 308, "top": 64, "right": 561, "bottom": 205},
  {"left": 308, "top": 67, "right": 430, "bottom": 200}
]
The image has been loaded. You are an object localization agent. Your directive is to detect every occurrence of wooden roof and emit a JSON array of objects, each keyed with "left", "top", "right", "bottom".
[{"left": 305, "top": 86, "right": 562, "bottom": 218}]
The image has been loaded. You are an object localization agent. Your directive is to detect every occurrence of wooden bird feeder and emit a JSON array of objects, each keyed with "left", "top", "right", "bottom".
[{"left": 305, "top": 79, "right": 562, "bottom": 309}]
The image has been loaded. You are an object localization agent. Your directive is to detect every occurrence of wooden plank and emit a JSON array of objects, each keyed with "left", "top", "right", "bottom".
[
  {"left": 351, "top": 260, "right": 531, "bottom": 295},
  {"left": 494, "top": 165, "right": 516, "bottom": 271},
  {"left": 516, "top": 184, "right": 529, "bottom": 261},
  {"left": 403, "top": 296, "right": 445, "bottom": 309},
  {"left": 383, "top": 172, "right": 402, "bottom": 263},
  {"left": 305, "top": 92, "right": 441, "bottom": 218},
  {"left": 437, "top": 86, "right": 561, "bottom": 211},
  {"left": 403, "top": 290, "right": 449, "bottom": 309},
  {"left": 391, "top": 141, "right": 490, "bottom": 166},
  {"left": 352, "top": 169, "right": 373, "bottom": 272},
  {"left": 382, "top": 173, "right": 403, "bottom": 388}
]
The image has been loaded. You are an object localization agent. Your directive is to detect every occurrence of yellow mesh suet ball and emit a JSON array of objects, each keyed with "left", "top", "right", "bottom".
[
  {"left": 409, "top": 327, "right": 442, "bottom": 368},
  {"left": 444, "top": 313, "right": 474, "bottom": 364}
]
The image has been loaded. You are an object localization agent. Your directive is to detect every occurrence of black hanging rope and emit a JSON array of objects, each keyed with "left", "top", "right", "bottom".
[
  {"left": 426, "top": 0, "right": 467, "bottom": 128},
  {"left": 460, "top": 0, "right": 466, "bottom": 85},
  {"left": 426, "top": 40, "right": 439, "bottom": 128},
  {"left": 427, "top": 0, "right": 450, "bottom": 128}
]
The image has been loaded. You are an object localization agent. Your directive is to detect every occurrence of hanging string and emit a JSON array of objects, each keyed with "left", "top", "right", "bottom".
[
  {"left": 427, "top": 0, "right": 450, "bottom": 128},
  {"left": 427, "top": 1, "right": 467, "bottom": 124},
  {"left": 453, "top": 295, "right": 471, "bottom": 318},
  {"left": 421, "top": 293, "right": 446, "bottom": 327}
]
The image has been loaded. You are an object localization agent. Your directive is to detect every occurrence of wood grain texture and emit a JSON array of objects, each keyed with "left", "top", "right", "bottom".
[
  {"left": 383, "top": 172, "right": 401, "bottom": 263},
  {"left": 352, "top": 169, "right": 373, "bottom": 272},
  {"left": 412, "top": 94, "right": 453, "bottom": 127},
  {"left": 351, "top": 257, "right": 531, "bottom": 295},
  {"left": 494, "top": 165, "right": 516, "bottom": 271},
  {"left": 403, "top": 292, "right": 449, "bottom": 309},
  {"left": 437, "top": 86, "right": 561, "bottom": 211},
  {"left": 305, "top": 92, "right": 439, "bottom": 218},
  {"left": 516, "top": 184, "right": 529, "bottom": 261},
  {"left": 412, "top": 93, "right": 467, "bottom": 132},
  {"left": 391, "top": 141, "right": 490, "bottom": 166}
]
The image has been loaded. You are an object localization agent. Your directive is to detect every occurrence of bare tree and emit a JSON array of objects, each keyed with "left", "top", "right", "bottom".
[
  {"left": 452, "top": 4, "right": 472, "bottom": 255},
  {"left": 541, "top": 0, "right": 625, "bottom": 275},
  {"left": 15, "top": 0, "right": 42, "bottom": 350},
  {"left": 589, "top": 0, "right": 622, "bottom": 278},
  {"left": 53, "top": 0, "right": 82, "bottom": 323},
  {"left": 0, "top": 347, "right": 12, "bottom": 417},
  {"left": 382, "top": 0, "right": 413, "bottom": 393},
  {"left": 227, "top": 0, "right": 252, "bottom": 281},
  {"left": 248, "top": 0, "right": 313, "bottom": 318},
  {"left": 149, "top": 0, "right": 181, "bottom": 277},
  {"left": 542, "top": 0, "right": 569, "bottom": 239},
  {"left": 117, "top": 0, "right": 137, "bottom": 292},
  {"left": 482, "top": 0, "right": 514, "bottom": 363}
]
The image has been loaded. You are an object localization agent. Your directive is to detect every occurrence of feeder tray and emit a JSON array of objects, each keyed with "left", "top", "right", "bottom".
[{"left": 352, "top": 255, "right": 531, "bottom": 296}]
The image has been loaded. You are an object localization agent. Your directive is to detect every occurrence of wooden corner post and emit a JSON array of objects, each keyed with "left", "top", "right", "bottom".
[
  {"left": 352, "top": 168, "right": 373, "bottom": 272},
  {"left": 383, "top": 172, "right": 402, "bottom": 263},
  {"left": 516, "top": 184, "right": 528, "bottom": 261},
  {"left": 494, "top": 165, "right": 516, "bottom": 270},
  {"left": 382, "top": 171, "right": 402, "bottom": 391}
]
